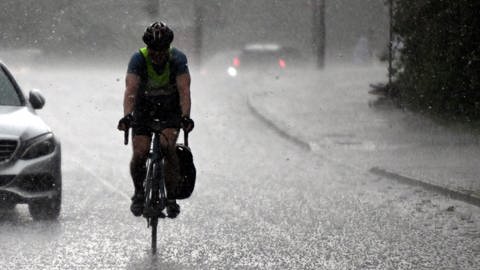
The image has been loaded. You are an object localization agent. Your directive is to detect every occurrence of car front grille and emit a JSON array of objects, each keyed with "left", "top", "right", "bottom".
[
  {"left": 16, "top": 174, "right": 57, "bottom": 192},
  {"left": 0, "top": 140, "right": 18, "bottom": 162}
]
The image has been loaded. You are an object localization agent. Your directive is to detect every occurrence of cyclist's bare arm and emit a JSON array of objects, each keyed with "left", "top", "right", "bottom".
[
  {"left": 119, "top": 73, "right": 141, "bottom": 131},
  {"left": 124, "top": 73, "right": 141, "bottom": 116},
  {"left": 176, "top": 73, "right": 191, "bottom": 118}
]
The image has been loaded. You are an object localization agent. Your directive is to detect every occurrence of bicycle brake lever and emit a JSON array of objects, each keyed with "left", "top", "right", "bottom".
[
  {"left": 184, "top": 131, "right": 189, "bottom": 147},
  {"left": 124, "top": 129, "right": 129, "bottom": 145}
]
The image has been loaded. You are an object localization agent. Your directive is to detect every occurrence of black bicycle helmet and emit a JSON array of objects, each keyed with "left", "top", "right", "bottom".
[{"left": 142, "top": 21, "right": 174, "bottom": 51}]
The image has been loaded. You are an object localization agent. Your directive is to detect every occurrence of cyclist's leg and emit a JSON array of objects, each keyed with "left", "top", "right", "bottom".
[
  {"left": 159, "top": 128, "right": 181, "bottom": 217},
  {"left": 129, "top": 126, "right": 151, "bottom": 216},
  {"left": 131, "top": 134, "right": 151, "bottom": 193},
  {"left": 159, "top": 128, "right": 180, "bottom": 197}
]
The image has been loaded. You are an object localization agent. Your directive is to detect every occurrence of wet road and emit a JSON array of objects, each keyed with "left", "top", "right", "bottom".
[{"left": 0, "top": 64, "right": 479, "bottom": 269}]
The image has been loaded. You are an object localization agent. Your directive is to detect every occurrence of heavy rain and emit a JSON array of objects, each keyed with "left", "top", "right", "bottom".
[{"left": 1, "top": 0, "right": 479, "bottom": 269}]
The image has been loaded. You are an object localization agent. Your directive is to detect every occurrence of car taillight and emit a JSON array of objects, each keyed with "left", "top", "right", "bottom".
[
  {"left": 233, "top": 57, "right": 240, "bottom": 67},
  {"left": 278, "top": 58, "right": 286, "bottom": 68}
]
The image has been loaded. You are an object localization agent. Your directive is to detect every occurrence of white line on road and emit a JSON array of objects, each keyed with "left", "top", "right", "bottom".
[{"left": 69, "top": 156, "right": 131, "bottom": 201}]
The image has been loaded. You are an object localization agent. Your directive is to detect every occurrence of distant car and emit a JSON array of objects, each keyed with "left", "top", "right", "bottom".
[
  {"left": 0, "top": 62, "right": 61, "bottom": 220},
  {"left": 227, "top": 43, "right": 304, "bottom": 77}
]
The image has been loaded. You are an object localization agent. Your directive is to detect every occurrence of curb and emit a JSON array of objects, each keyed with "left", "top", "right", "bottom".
[
  {"left": 247, "top": 92, "right": 480, "bottom": 208},
  {"left": 370, "top": 167, "right": 480, "bottom": 207},
  {"left": 247, "top": 94, "right": 311, "bottom": 151}
]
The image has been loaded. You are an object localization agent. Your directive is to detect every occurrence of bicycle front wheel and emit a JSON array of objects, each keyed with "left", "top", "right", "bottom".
[
  {"left": 149, "top": 160, "right": 161, "bottom": 254},
  {"left": 151, "top": 216, "right": 158, "bottom": 254}
]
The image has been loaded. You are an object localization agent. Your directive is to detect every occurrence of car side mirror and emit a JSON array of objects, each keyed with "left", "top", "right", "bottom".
[{"left": 29, "top": 89, "right": 46, "bottom": 109}]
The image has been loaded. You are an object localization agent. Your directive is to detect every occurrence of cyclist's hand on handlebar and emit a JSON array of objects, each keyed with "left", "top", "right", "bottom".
[
  {"left": 117, "top": 112, "right": 134, "bottom": 131},
  {"left": 181, "top": 116, "right": 194, "bottom": 132}
]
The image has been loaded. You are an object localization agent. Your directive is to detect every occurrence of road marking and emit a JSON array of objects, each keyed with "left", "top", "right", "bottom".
[
  {"left": 247, "top": 93, "right": 311, "bottom": 150},
  {"left": 69, "top": 156, "right": 130, "bottom": 201}
]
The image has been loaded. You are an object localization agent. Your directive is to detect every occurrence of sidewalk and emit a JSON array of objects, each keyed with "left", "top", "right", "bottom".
[{"left": 248, "top": 64, "right": 480, "bottom": 207}]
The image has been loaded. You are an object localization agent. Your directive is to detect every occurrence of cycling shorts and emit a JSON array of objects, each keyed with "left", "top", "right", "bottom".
[{"left": 132, "top": 112, "right": 181, "bottom": 137}]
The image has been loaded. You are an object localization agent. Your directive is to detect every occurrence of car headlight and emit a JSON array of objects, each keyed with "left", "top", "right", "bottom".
[
  {"left": 227, "top": 66, "right": 238, "bottom": 77},
  {"left": 21, "top": 133, "right": 56, "bottom": 159}
]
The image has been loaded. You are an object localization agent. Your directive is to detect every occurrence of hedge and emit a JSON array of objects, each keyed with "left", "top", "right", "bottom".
[{"left": 391, "top": 0, "right": 480, "bottom": 120}]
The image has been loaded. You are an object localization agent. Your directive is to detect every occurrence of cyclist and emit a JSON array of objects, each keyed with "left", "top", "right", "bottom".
[{"left": 117, "top": 22, "right": 194, "bottom": 218}]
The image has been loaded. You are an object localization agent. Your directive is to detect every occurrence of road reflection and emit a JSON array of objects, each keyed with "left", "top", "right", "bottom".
[{"left": 125, "top": 251, "right": 195, "bottom": 270}]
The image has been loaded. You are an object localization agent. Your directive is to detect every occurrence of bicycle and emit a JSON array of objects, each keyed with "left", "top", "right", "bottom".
[{"left": 124, "top": 119, "right": 190, "bottom": 254}]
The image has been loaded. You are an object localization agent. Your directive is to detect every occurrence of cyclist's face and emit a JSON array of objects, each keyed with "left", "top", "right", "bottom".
[{"left": 148, "top": 48, "right": 169, "bottom": 65}]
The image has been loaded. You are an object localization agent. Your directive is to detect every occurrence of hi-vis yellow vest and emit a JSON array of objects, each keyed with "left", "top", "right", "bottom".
[{"left": 139, "top": 47, "right": 176, "bottom": 96}]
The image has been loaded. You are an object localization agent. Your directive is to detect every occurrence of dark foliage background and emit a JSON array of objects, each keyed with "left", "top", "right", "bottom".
[{"left": 391, "top": 0, "right": 480, "bottom": 120}]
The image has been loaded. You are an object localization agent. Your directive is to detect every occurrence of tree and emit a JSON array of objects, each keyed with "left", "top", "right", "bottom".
[{"left": 391, "top": 0, "right": 480, "bottom": 120}]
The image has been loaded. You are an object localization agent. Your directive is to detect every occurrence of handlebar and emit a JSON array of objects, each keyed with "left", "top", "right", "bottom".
[{"left": 123, "top": 127, "right": 190, "bottom": 146}]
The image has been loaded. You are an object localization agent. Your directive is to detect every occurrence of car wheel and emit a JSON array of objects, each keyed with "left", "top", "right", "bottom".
[{"left": 28, "top": 194, "right": 61, "bottom": 220}]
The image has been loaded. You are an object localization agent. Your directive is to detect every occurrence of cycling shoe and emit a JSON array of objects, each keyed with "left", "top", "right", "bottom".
[
  {"left": 130, "top": 193, "right": 145, "bottom": 217},
  {"left": 166, "top": 200, "right": 180, "bottom": 218}
]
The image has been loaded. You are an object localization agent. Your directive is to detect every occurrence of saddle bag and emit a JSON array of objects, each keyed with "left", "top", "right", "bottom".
[{"left": 174, "top": 143, "right": 196, "bottom": 199}]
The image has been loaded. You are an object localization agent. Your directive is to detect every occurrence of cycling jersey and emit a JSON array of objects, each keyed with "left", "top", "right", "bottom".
[
  {"left": 127, "top": 47, "right": 189, "bottom": 134},
  {"left": 127, "top": 47, "right": 189, "bottom": 84}
]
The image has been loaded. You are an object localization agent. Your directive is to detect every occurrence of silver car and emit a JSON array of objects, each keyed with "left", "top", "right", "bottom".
[{"left": 0, "top": 62, "right": 61, "bottom": 220}]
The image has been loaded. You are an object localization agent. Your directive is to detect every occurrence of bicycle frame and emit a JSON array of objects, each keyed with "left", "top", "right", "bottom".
[
  {"left": 123, "top": 119, "right": 191, "bottom": 254},
  {"left": 143, "top": 131, "right": 168, "bottom": 254}
]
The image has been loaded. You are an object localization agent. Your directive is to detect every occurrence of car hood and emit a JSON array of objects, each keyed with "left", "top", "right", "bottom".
[{"left": 0, "top": 106, "right": 51, "bottom": 141}]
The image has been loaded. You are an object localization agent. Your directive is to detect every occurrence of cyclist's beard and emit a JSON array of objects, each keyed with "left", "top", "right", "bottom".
[{"left": 151, "top": 53, "right": 168, "bottom": 67}]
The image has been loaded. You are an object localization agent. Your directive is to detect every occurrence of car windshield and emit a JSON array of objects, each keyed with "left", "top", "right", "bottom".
[{"left": 0, "top": 68, "right": 22, "bottom": 106}]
